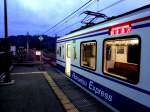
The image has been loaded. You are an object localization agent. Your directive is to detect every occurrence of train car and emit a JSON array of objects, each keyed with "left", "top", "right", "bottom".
[{"left": 56, "top": 5, "right": 150, "bottom": 112}]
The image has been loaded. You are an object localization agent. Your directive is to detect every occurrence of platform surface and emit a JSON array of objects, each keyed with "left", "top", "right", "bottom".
[
  {"left": 0, "top": 65, "right": 113, "bottom": 112},
  {"left": 46, "top": 65, "right": 113, "bottom": 112},
  {"left": 0, "top": 71, "right": 65, "bottom": 112}
]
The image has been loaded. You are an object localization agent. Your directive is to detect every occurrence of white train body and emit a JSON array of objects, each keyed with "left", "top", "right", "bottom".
[{"left": 56, "top": 5, "right": 150, "bottom": 112}]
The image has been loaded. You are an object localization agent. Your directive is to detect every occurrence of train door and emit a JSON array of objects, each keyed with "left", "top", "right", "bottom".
[{"left": 65, "top": 43, "right": 71, "bottom": 77}]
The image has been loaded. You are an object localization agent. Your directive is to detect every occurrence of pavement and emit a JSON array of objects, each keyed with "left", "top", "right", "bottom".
[
  {"left": 45, "top": 65, "right": 113, "bottom": 112},
  {"left": 0, "top": 64, "right": 113, "bottom": 112},
  {"left": 0, "top": 68, "right": 65, "bottom": 112}
]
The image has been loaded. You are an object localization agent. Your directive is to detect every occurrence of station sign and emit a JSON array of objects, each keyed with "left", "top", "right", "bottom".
[{"left": 36, "top": 51, "right": 41, "bottom": 55}]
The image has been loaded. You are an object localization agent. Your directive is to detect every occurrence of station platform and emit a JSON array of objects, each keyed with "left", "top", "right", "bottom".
[{"left": 0, "top": 64, "right": 112, "bottom": 112}]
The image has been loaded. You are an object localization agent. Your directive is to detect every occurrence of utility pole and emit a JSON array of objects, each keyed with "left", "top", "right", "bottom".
[
  {"left": 27, "top": 32, "right": 29, "bottom": 53},
  {"left": 0, "top": 0, "right": 15, "bottom": 85},
  {"left": 4, "top": 0, "right": 8, "bottom": 38}
]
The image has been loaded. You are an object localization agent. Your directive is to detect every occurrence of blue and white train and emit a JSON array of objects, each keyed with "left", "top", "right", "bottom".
[{"left": 56, "top": 5, "right": 150, "bottom": 112}]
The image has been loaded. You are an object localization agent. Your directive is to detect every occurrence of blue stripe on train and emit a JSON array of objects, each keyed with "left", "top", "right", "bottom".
[
  {"left": 56, "top": 59, "right": 150, "bottom": 95},
  {"left": 70, "top": 71, "right": 149, "bottom": 112},
  {"left": 132, "top": 22, "right": 150, "bottom": 29},
  {"left": 56, "top": 63, "right": 149, "bottom": 112},
  {"left": 71, "top": 64, "right": 150, "bottom": 95},
  {"left": 56, "top": 63, "right": 65, "bottom": 73}
]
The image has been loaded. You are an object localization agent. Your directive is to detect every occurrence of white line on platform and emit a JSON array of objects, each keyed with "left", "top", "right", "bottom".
[{"left": 11, "top": 71, "right": 46, "bottom": 75}]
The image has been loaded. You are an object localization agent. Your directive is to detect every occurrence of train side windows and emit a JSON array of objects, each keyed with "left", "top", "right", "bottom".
[
  {"left": 56, "top": 47, "right": 59, "bottom": 55},
  {"left": 59, "top": 46, "right": 61, "bottom": 57},
  {"left": 103, "top": 36, "right": 140, "bottom": 84},
  {"left": 62, "top": 45, "right": 64, "bottom": 59},
  {"left": 67, "top": 44, "right": 71, "bottom": 58},
  {"left": 80, "top": 41, "right": 97, "bottom": 70}
]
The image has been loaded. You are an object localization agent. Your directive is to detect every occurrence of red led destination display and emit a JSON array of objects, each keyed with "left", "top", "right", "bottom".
[{"left": 110, "top": 24, "right": 132, "bottom": 36}]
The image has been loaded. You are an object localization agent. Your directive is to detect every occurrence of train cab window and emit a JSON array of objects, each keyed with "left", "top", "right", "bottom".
[
  {"left": 103, "top": 37, "right": 140, "bottom": 84},
  {"left": 80, "top": 41, "right": 97, "bottom": 70}
]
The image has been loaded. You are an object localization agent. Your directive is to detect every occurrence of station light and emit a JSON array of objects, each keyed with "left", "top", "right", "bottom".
[{"left": 36, "top": 51, "right": 41, "bottom": 55}]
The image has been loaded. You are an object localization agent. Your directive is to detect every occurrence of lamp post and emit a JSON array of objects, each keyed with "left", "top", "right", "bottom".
[
  {"left": 26, "top": 32, "right": 30, "bottom": 53},
  {"left": 38, "top": 36, "right": 44, "bottom": 66}
]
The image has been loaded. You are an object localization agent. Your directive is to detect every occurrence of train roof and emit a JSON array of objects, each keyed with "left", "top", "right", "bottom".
[{"left": 58, "top": 4, "right": 150, "bottom": 40}]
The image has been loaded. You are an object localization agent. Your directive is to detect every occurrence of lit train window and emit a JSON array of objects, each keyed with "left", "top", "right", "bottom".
[
  {"left": 67, "top": 44, "right": 71, "bottom": 58},
  {"left": 62, "top": 45, "right": 64, "bottom": 59},
  {"left": 103, "top": 36, "right": 140, "bottom": 84},
  {"left": 80, "top": 41, "right": 97, "bottom": 70}
]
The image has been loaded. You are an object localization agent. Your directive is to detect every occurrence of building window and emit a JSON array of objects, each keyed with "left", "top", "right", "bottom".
[
  {"left": 80, "top": 41, "right": 97, "bottom": 70},
  {"left": 103, "top": 36, "right": 140, "bottom": 84}
]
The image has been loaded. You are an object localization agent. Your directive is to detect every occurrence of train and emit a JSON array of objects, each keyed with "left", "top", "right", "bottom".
[{"left": 56, "top": 5, "right": 150, "bottom": 112}]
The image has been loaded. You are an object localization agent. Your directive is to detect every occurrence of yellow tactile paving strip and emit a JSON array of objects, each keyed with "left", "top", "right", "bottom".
[
  {"left": 43, "top": 72, "right": 79, "bottom": 112},
  {"left": 12, "top": 71, "right": 79, "bottom": 112}
]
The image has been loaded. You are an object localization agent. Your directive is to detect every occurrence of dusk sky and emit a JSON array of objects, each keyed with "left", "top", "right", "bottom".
[{"left": 0, "top": 0, "right": 149, "bottom": 37}]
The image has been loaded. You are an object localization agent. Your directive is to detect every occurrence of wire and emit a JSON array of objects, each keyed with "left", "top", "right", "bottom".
[
  {"left": 64, "top": 0, "right": 96, "bottom": 23},
  {"left": 43, "top": 0, "right": 127, "bottom": 36},
  {"left": 54, "top": 21, "right": 81, "bottom": 34},
  {"left": 47, "top": 0, "right": 96, "bottom": 35},
  {"left": 56, "top": 0, "right": 128, "bottom": 35},
  {"left": 42, "top": 0, "right": 94, "bottom": 34},
  {"left": 78, "top": 0, "right": 127, "bottom": 25},
  {"left": 98, "top": 0, "right": 126, "bottom": 12}
]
